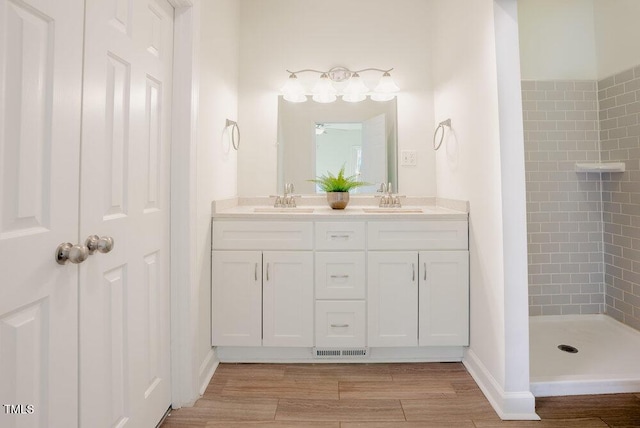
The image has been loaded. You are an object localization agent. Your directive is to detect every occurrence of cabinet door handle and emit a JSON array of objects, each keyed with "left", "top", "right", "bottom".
[
  {"left": 266, "top": 263, "right": 270, "bottom": 281},
  {"left": 424, "top": 262, "right": 427, "bottom": 281},
  {"left": 330, "top": 234, "right": 350, "bottom": 240},
  {"left": 330, "top": 274, "right": 349, "bottom": 279},
  {"left": 412, "top": 263, "right": 415, "bottom": 282},
  {"left": 255, "top": 262, "right": 258, "bottom": 281},
  {"left": 330, "top": 324, "right": 349, "bottom": 328}
]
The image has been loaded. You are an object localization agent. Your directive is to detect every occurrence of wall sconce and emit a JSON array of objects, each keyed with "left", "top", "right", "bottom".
[{"left": 281, "top": 66, "right": 399, "bottom": 103}]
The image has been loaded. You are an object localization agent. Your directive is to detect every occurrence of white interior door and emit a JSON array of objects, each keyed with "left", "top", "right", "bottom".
[
  {"left": 79, "top": 0, "right": 174, "bottom": 426},
  {"left": 0, "top": 0, "right": 84, "bottom": 427}
]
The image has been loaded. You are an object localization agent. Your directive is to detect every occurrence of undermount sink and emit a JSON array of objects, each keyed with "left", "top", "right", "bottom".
[
  {"left": 253, "top": 207, "right": 314, "bottom": 213},
  {"left": 362, "top": 208, "right": 423, "bottom": 213}
]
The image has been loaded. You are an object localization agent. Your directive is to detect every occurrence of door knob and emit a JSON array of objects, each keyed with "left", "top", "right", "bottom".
[
  {"left": 85, "top": 235, "right": 115, "bottom": 254},
  {"left": 56, "top": 243, "right": 89, "bottom": 265}
]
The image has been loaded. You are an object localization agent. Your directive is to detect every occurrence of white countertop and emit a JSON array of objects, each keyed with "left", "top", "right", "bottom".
[{"left": 212, "top": 196, "right": 469, "bottom": 221}]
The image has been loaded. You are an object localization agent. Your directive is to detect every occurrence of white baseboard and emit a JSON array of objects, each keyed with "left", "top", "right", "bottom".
[
  {"left": 463, "top": 349, "right": 539, "bottom": 420},
  {"left": 216, "top": 346, "right": 464, "bottom": 363},
  {"left": 198, "top": 348, "right": 219, "bottom": 395}
]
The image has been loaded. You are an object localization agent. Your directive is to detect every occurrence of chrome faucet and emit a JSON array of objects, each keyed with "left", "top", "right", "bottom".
[
  {"left": 273, "top": 183, "right": 298, "bottom": 208},
  {"left": 376, "top": 182, "right": 402, "bottom": 208}
]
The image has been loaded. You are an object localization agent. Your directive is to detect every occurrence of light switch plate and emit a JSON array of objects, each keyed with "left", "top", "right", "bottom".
[{"left": 401, "top": 150, "right": 417, "bottom": 166}]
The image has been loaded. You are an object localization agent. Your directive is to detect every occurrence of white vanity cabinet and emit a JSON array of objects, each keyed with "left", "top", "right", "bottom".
[
  {"left": 367, "top": 221, "right": 469, "bottom": 348},
  {"left": 211, "top": 214, "right": 469, "bottom": 360},
  {"left": 212, "top": 221, "right": 314, "bottom": 347},
  {"left": 367, "top": 251, "right": 469, "bottom": 347}
]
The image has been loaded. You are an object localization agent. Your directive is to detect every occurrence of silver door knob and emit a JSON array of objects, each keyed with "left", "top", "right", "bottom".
[
  {"left": 56, "top": 243, "right": 89, "bottom": 265},
  {"left": 85, "top": 235, "right": 115, "bottom": 254}
]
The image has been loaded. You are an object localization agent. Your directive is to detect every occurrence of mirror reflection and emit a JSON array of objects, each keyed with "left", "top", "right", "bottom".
[{"left": 277, "top": 96, "right": 397, "bottom": 194}]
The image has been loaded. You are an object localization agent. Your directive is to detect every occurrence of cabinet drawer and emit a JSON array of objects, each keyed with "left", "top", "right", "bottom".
[
  {"left": 368, "top": 221, "right": 468, "bottom": 250},
  {"left": 315, "top": 300, "right": 366, "bottom": 348},
  {"left": 315, "top": 252, "right": 365, "bottom": 299},
  {"left": 213, "top": 221, "right": 313, "bottom": 250},
  {"left": 315, "top": 222, "right": 365, "bottom": 250}
]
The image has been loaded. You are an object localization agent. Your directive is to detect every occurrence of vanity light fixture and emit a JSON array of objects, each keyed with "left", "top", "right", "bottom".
[
  {"left": 281, "top": 73, "right": 307, "bottom": 103},
  {"left": 281, "top": 66, "right": 399, "bottom": 103}
]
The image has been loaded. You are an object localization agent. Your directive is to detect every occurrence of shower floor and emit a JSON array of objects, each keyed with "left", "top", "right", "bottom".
[{"left": 529, "top": 314, "right": 640, "bottom": 397}]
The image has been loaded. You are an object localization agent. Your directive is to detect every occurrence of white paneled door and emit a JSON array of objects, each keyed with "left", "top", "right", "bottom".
[
  {"left": 79, "top": 0, "right": 173, "bottom": 427},
  {"left": 0, "top": 0, "right": 174, "bottom": 426},
  {"left": 0, "top": 0, "right": 84, "bottom": 427}
]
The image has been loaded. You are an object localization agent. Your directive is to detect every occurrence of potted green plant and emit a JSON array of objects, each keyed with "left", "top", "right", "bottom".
[{"left": 309, "top": 165, "right": 369, "bottom": 209}]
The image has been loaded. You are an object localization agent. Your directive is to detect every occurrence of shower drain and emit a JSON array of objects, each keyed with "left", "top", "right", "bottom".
[{"left": 557, "top": 344, "right": 578, "bottom": 353}]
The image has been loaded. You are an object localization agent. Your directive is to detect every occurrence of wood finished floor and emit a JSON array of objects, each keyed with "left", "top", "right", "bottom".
[{"left": 161, "top": 363, "right": 640, "bottom": 427}]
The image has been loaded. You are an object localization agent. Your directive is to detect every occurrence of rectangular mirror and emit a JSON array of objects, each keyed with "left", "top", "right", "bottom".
[{"left": 277, "top": 96, "right": 397, "bottom": 194}]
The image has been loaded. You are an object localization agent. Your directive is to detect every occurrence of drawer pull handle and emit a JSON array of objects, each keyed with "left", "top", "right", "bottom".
[
  {"left": 424, "top": 262, "right": 427, "bottom": 281},
  {"left": 255, "top": 262, "right": 258, "bottom": 281},
  {"left": 266, "top": 263, "right": 270, "bottom": 281},
  {"left": 330, "top": 324, "right": 349, "bottom": 328},
  {"left": 330, "top": 274, "right": 349, "bottom": 279},
  {"left": 330, "top": 234, "right": 350, "bottom": 240},
  {"left": 412, "top": 263, "right": 415, "bottom": 282}
]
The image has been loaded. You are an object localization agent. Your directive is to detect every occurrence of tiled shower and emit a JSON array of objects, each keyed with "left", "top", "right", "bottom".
[
  {"left": 523, "top": 66, "right": 640, "bottom": 331},
  {"left": 599, "top": 67, "right": 640, "bottom": 330}
]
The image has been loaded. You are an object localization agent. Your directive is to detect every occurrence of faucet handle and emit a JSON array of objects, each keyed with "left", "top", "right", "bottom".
[
  {"left": 284, "top": 182, "right": 295, "bottom": 195},
  {"left": 288, "top": 194, "right": 300, "bottom": 207}
]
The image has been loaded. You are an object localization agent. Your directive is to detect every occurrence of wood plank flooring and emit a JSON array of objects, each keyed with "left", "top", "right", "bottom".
[{"left": 160, "top": 363, "right": 640, "bottom": 427}]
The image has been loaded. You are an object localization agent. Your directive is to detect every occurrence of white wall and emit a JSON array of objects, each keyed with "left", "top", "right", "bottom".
[
  {"left": 237, "top": 0, "right": 436, "bottom": 197},
  {"left": 196, "top": 0, "right": 240, "bottom": 388},
  {"left": 594, "top": 0, "right": 640, "bottom": 79},
  {"left": 432, "top": 0, "right": 535, "bottom": 419},
  {"left": 518, "top": 0, "right": 597, "bottom": 80},
  {"left": 519, "top": 0, "right": 640, "bottom": 81}
]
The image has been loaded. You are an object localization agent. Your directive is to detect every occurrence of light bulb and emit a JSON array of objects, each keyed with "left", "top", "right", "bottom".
[{"left": 281, "top": 74, "right": 307, "bottom": 103}]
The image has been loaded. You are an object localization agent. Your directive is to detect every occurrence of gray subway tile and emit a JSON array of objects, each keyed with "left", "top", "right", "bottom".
[{"left": 615, "top": 68, "right": 636, "bottom": 85}]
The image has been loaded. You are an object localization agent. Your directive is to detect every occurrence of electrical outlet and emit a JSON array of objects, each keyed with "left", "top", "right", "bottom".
[{"left": 401, "top": 150, "right": 417, "bottom": 166}]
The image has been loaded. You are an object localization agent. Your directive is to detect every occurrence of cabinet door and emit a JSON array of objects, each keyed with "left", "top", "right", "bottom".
[
  {"left": 368, "top": 252, "right": 418, "bottom": 347},
  {"left": 212, "top": 251, "right": 262, "bottom": 346},
  {"left": 263, "top": 251, "right": 314, "bottom": 347},
  {"left": 419, "top": 251, "right": 469, "bottom": 346}
]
